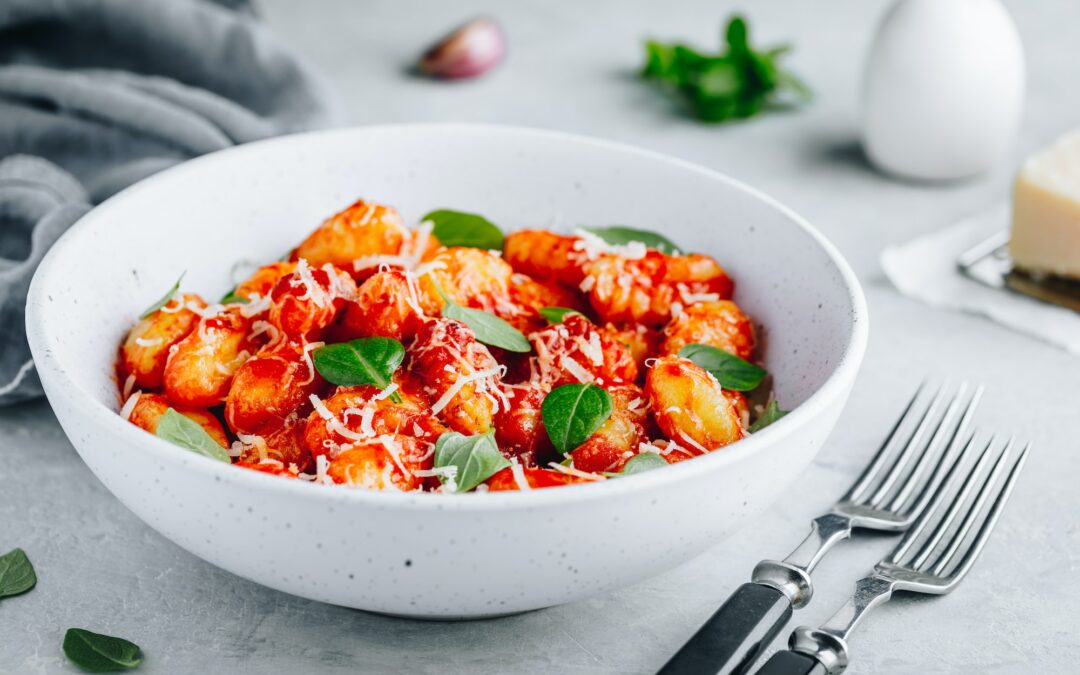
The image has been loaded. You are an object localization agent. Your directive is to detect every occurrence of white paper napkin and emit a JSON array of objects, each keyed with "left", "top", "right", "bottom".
[{"left": 881, "top": 206, "right": 1080, "bottom": 354}]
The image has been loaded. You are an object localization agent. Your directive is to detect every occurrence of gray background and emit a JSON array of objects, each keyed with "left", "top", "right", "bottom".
[{"left": 3, "top": 0, "right": 1079, "bottom": 672}]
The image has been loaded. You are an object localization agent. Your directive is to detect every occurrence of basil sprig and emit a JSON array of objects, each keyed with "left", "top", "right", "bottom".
[
  {"left": 542, "top": 383, "right": 613, "bottom": 454},
  {"left": 0, "top": 548, "right": 36, "bottom": 600},
  {"left": 155, "top": 409, "right": 230, "bottom": 463},
  {"left": 582, "top": 226, "right": 681, "bottom": 255},
  {"left": 138, "top": 272, "right": 185, "bottom": 319},
  {"left": 621, "top": 452, "right": 668, "bottom": 475},
  {"left": 63, "top": 628, "right": 143, "bottom": 672},
  {"left": 679, "top": 343, "right": 766, "bottom": 391},
  {"left": 641, "top": 15, "right": 811, "bottom": 124},
  {"left": 312, "top": 338, "right": 405, "bottom": 402},
  {"left": 750, "top": 400, "right": 788, "bottom": 433},
  {"left": 433, "top": 431, "right": 511, "bottom": 493},
  {"left": 432, "top": 284, "right": 530, "bottom": 353},
  {"left": 423, "top": 209, "right": 504, "bottom": 250},
  {"left": 219, "top": 286, "right": 249, "bottom": 305},
  {"left": 538, "top": 307, "right": 582, "bottom": 324}
]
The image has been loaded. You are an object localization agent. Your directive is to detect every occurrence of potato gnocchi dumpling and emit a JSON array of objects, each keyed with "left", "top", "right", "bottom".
[
  {"left": 120, "top": 293, "right": 205, "bottom": 390},
  {"left": 645, "top": 356, "right": 745, "bottom": 453},
  {"left": 117, "top": 198, "right": 779, "bottom": 493},
  {"left": 661, "top": 300, "right": 755, "bottom": 360}
]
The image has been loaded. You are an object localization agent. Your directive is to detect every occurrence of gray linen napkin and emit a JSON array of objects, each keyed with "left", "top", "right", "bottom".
[{"left": 0, "top": 0, "right": 341, "bottom": 404}]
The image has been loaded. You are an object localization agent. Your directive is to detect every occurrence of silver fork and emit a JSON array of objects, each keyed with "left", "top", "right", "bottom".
[
  {"left": 756, "top": 433, "right": 1029, "bottom": 675},
  {"left": 657, "top": 381, "right": 982, "bottom": 675}
]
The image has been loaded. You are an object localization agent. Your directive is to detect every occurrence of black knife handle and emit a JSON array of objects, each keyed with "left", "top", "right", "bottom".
[
  {"left": 754, "top": 650, "right": 828, "bottom": 675},
  {"left": 657, "top": 582, "right": 793, "bottom": 675}
]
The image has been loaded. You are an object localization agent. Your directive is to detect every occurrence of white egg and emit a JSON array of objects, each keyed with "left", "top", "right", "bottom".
[{"left": 861, "top": 0, "right": 1025, "bottom": 181}]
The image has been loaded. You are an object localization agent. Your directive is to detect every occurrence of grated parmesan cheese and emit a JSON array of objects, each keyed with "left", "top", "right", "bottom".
[
  {"left": 509, "top": 458, "right": 531, "bottom": 490},
  {"left": 429, "top": 365, "right": 502, "bottom": 416},
  {"left": 299, "top": 341, "right": 324, "bottom": 386},
  {"left": 122, "top": 374, "right": 136, "bottom": 400},
  {"left": 119, "top": 390, "right": 142, "bottom": 421}
]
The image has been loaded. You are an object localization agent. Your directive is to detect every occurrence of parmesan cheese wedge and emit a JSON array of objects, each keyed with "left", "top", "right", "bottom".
[{"left": 1010, "top": 131, "right": 1080, "bottom": 280}]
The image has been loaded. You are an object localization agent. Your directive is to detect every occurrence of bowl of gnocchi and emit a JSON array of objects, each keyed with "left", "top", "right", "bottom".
[{"left": 26, "top": 124, "right": 867, "bottom": 617}]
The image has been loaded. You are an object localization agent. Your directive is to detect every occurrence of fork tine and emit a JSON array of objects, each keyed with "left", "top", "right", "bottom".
[
  {"left": 891, "top": 385, "right": 984, "bottom": 516},
  {"left": 845, "top": 380, "right": 940, "bottom": 504},
  {"left": 868, "top": 382, "right": 972, "bottom": 509},
  {"left": 930, "top": 439, "right": 1023, "bottom": 576},
  {"left": 915, "top": 439, "right": 1012, "bottom": 572},
  {"left": 864, "top": 382, "right": 959, "bottom": 507},
  {"left": 888, "top": 433, "right": 993, "bottom": 566},
  {"left": 937, "top": 444, "right": 1029, "bottom": 581}
]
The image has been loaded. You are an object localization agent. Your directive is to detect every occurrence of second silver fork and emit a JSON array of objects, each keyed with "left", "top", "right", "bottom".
[{"left": 657, "top": 381, "right": 982, "bottom": 675}]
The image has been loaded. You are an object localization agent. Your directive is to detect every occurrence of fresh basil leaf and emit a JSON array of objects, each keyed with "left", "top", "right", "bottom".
[
  {"left": 582, "top": 226, "right": 681, "bottom": 255},
  {"left": 155, "top": 409, "right": 230, "bottom": 463},
  {"left": 312, "top": 338, "right": 406, "bottom": 402},
  {"left": 538, "top": 307, "right": 582, "bottom": 324},
  {"left": 542, "top": 384, "right": 614, "bottom": 454},
  {"left": 750, "top": 400, "right": 788, "bottom": 433},
  {"left": 442, "top": 303, "right": 531, "bottom": 353},
  {"left": 433, "top": 431, "right": 511, "bottom": 493},
  {"left": 138, "top": 273, "right": 185, "bottom": 319},
  {"left": 422, "top": 209, "right": 504, "bottom": 250},
  {"left": 63, "top": 628, "right": 143, "bottom": 672},
  {"left": 621, "top": 452, "right": 668, "bottom": 475},
  {"left": 0, "top": 548, "right": 36, "bottom": 599},
  {"left": 640, "top": 15, "right": 810, "bottom": 124},
  {"left": 219, "top": 286, "right": 249, "bottom": 305},
  {"left": 679, "top": 343, "right": 767, "bottom": 391}
]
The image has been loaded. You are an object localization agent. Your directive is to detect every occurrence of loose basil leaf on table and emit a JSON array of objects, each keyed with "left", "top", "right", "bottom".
[
  {"left": 155, "top": 409, "right": 231, "bottom": 463},
  {"left": 0, "top": 547, "right": 36, "bottom": 599},
  {"left": 422, "top": 209, "right": 504, "bottom": 250},
  {"left": 138, "top": 272, "right": 185, "bottom": 319},
  {"left": 621, "top": 452, "right": 668, "bottom": 475},
  {"left": 312, "top": 337, "right": 406, "bottom": 402},
  {"left": 581, "top": 226, "right": 681, "bottom": 255},
  {"left": 433, "top": 431, "right": 511, "bottom": 493},
  {"left": 438, "top": 293, "right": 531, "bottom": 353},
  {"left": 679, "top": 343, "right": 767, "bottom": 391},
  {"left": 63, "top": 628, "right": 143, "bottom": 672},
  {"left": 542, "top": 383, "right": 614, "bottom": 454},
  {"left": 749, "top": 400, "right": 788, "bottom": 433},
  {"left": 538, "top": 306, "right": 582, "bottom": 325}
]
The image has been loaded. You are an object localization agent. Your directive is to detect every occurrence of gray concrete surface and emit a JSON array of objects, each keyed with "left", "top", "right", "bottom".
[{"left": 3, "top": 0, "right": 1079, "bottom": 672}]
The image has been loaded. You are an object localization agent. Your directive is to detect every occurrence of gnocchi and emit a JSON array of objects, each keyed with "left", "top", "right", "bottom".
[{"left": 117, "top": 199, "right": 780, "bottom": 493}]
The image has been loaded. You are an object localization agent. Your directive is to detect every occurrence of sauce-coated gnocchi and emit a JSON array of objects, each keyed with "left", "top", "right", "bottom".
[{"left": 117, "top": 199, "right": 780, "bottom": 493}]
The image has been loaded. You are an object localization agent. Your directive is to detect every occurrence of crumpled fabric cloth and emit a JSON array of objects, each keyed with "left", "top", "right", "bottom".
[
  {"left": 881, "top": 206, "right": 1080, "bottom": 354},
  {"left": 0, "top": 0, "right": 341, "bottom": 404}
]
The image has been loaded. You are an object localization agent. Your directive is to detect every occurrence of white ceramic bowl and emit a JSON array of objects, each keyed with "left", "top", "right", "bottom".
[{"left": 26, "top": 125, "right": 867, "bottom": 618}]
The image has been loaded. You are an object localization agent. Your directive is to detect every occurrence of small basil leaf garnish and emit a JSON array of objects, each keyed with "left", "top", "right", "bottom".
[
  {"left": 155, "top": 409, "right": 230, "bottom": 463},
  {"left": 63, "top": 628, "right": 143, "bottom": 672},
  {"left": 0, "top": 548, "right": 36, "bottom": 599},
  {"left": 621, "top": 452, "right": 668, "bottom": 475},
  {"left": 432, "top": 284, "right": 530, "bottom": 353},
  {"left": 423, "top": 209, "right": 504, "bottom": 250},
  {"left": 541, "top": 383, "right": 614, "bottom": 454},
  {"left": 138, "top": 272, "right": 185, "bottom": 319},
  {"left": 219, "top": 286, "right": 249, "bottom": 305},
  {"left": 679, "top": 343, "right": 767, "bottom": 391},
  {"left": 312, "top": 338, "right": 405, "bottom": 402},
  {"left": 433, "top": 431, "right": 511, "bottom": 493},
  {"left": 750, "top": 400, "right": 788, "bottom": 433},
  {"left": 582, "top": 226, "right": 681, "bottom": 255},
  {"left": 538, "top": 307, "right": 582, "bottom": 324}
]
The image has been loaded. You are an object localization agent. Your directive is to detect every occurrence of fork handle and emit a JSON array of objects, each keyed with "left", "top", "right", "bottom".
[
  {"left": 754, "top": 650, "right": 828, "bottom": 675},
  {"left": 656, "top": 582, "right": 792, "bottom": 675}
]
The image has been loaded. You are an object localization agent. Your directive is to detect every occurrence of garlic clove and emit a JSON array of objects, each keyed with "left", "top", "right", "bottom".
[{"left": 419, "top": 18, "right": 506, "bottom": 80}]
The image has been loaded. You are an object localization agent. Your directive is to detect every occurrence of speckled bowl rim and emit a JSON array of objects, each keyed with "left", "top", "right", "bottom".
[{"left": 26, "top": 123, "right": 868, "bottom": 512}]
